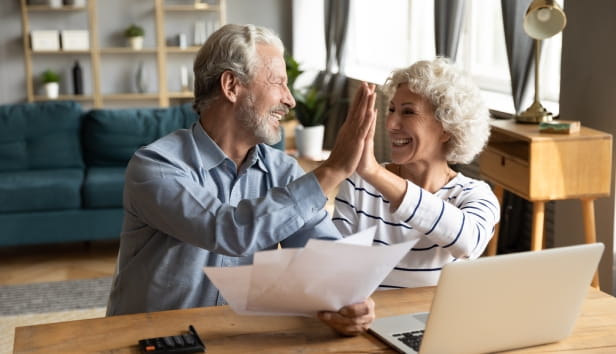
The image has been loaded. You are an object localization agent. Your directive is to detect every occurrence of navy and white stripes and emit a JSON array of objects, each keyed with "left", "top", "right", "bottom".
[{"left": 333, "top": 171, "right": 500, "bottom": 288}]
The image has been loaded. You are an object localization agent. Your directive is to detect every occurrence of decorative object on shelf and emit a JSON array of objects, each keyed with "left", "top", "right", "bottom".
[
  {"left": 180, "top": 65, "right": 189, "bottom": 92},
  {"left": 124, "top": 24, "right": 145, "bottom": 50},
  {"left": 63, "top": 0, "right": 86, "bottom": 6},
  {"left": 72, "top": 61, "right": 83, "bottom": 95},
  {"left": 207, "top": 20, "right": 218, "bottom": 38},
  {"left": 49, "top": 0, "right": 62, "bottom": 8},
  {"left": 41, "top": 69, "right": 61, "bottom": 99},
  {"left": 193, "top": 21, "right": 206, "bottom": 46},
  {"left": 31, "top": 30, "right": 60, "bottom": 51},
  {"left": 135, "top": 61, "right": 148, "bottom": 93},
  {"left": 60, "top": 30, "right": 89, "bottom": 50},
  {"left": 516, "top": 0, "right": 566, "bottom": 124},
  {"left": 538, "top": 120, "right": 581, "bottom": 134},
  {"left": 178, "top": 33, "right": 187, "bottom": 49}
]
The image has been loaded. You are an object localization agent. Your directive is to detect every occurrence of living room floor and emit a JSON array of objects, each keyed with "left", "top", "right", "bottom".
[{"left": 0, "top": 240, "right": 118, "bottom": 286}]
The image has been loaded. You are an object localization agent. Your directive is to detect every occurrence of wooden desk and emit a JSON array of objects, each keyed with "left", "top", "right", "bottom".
[
  {"left": 480, "top": 119, "right": 612, "bottom": 285},
  {"left": 13, "top": 287, "right": 616, "bottom": 353}
]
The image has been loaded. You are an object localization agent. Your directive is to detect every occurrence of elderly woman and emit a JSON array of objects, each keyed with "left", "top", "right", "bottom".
[{"left": 333, "top": 57, "right": 500, "bottom": 288}]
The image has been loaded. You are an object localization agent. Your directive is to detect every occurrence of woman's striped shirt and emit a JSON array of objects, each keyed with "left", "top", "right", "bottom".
[{"left": 332, "top": 170, "right": 500, "bottom": 288}]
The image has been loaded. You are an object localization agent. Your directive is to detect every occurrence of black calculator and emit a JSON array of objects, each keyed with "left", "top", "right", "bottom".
[{"left": 138, "top": 325, "right": 206, "bottom": 353}]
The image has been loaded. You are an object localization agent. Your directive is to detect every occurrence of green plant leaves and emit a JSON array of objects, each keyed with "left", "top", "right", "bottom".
[{"left": 41, "top": 69, "right": 60, "bottom": 83}]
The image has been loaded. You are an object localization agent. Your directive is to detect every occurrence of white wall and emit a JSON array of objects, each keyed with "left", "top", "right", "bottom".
[{"left": 557, "top": 0, "right": 616, "bottom": 294}]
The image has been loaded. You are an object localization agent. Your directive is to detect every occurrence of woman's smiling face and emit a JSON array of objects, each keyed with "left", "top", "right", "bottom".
[{"left": 386, "top": 85, "right": 450, "bottom": 165}]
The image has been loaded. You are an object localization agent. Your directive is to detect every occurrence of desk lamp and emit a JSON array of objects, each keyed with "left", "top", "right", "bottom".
[{"left": 516, "top": 0, "right": 566, "bottom": 123}]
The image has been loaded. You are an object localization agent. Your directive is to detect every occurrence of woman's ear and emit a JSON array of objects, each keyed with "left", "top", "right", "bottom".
[
  {"left": 440, "top": 130, "right": 452, "bottom": 143},
  {"left": 220, "top": 71, "right": 241, "bottom": 103}
]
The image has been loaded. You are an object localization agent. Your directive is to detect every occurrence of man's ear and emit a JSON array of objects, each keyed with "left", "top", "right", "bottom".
[{"left": 220, "top": 70, "right": 241, "bottom": 103}]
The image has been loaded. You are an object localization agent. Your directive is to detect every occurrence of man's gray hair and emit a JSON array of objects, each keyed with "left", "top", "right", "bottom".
[{"left": 192, "top": 24, "right": 284, "bottom": 114}]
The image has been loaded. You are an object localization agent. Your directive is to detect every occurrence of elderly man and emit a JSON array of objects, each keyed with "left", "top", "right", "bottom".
[{"left": 106, "top": 23, "right": 376, "bottom": 335}]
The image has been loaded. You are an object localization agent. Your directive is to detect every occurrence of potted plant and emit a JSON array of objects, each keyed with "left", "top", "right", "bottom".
[
  {"left": 41, "top": 69, "right": 60, "bottom": 99},
  {"left": 285, "top": 53, "right": 330, "bottom": 159},
  {"left": 124, "top": 24, "right": 144, "bottom": 50}
]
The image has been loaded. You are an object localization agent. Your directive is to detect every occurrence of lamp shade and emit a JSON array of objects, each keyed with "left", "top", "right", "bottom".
[{"left": 523, "top": 0, "right": 567, "bottom": 40}]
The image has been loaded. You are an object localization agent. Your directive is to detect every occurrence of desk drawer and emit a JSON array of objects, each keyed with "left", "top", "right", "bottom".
[{"left": 479, "top": 148, "right": 530, "bottom": 196}]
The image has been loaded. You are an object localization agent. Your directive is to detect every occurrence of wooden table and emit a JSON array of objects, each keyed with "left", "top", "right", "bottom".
[
  {"left": 480, "top": 119, "right": 612, "bottom": 286},
  {"left": 13, "top": 287, "right": 616, "bottom": 353}
]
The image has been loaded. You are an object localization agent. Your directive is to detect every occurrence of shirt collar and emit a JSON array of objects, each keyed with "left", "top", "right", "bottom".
[{"left": 192, "top": 121, "right": 269, "bottom": 174}]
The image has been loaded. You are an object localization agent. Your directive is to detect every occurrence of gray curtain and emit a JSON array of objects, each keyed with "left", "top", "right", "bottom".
[
  {"left": 434, "top": 0, "right": 466, "bottom": 61},
  {"left": 501, "top": 0, "right": 534, "bottom": 113},
  {"left": 497, "top": 0, "right": 551, "bottom": 255},
  {"left": 313, "top": 0, "right": 351, "bottom": 149}
]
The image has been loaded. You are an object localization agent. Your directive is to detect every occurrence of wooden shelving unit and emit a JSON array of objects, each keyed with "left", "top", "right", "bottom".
[{"left": 19, "top": 0, "right": 226, "bottom": 108}]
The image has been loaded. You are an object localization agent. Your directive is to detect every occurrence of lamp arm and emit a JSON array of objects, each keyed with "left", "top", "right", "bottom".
[{"left": 534, "top": 39, "right": 541, "bottom": 105}]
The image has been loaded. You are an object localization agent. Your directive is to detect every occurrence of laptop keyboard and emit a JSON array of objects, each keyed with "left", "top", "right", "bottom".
[{"left": 393, "top": 330, "right": 424, "bottom": 352}]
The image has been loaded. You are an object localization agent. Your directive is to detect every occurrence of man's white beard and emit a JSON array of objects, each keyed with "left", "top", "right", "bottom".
[{"left": 238, "top": 93, "right": 281, "bottom": 146}]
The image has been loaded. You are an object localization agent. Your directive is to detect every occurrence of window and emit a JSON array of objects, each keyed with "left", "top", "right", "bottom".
[{"left": 293, "top": 0, "right": 563, "bottom": 115}]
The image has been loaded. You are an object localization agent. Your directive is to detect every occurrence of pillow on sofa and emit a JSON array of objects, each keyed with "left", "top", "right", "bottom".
[
  {"left": 82, "top": 103, "right": 198, "bottom": 166},
  {"left": 0, "top": 101, "right": 84, "bottom": 171}
]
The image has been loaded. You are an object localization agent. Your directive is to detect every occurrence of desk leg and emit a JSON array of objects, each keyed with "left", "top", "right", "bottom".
[
  {"left": 581, "top": 198, "right": 600, "bottom": 289},
  {"left": 486, "top": 185, "right": 504, "bottom": 256},
  {"left": 531, "top": 201, "right": 545, "bottom": 251}
]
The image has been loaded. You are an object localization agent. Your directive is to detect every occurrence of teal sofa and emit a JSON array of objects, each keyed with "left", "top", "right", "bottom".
[{"left": 0, "top": 101, "right": 200, "bottom": 247}]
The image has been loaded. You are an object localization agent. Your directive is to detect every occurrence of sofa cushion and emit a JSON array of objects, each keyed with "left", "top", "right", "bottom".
[
  {"left": 0, "top": 169, "right": 83, "bottom": 213},
  {"left": 82, "top": 103, "right": 198, "bottom": 166},
  {"left": 0, "top": 101, "right": 84, "bottom": 171},
  {"left": 83, "top": 167, "right": 126, "bottom": 208}
]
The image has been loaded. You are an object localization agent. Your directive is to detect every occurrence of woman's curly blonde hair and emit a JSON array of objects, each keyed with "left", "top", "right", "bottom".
[{"left": 383, "top": 57, "right": 490, "bottom": 164}]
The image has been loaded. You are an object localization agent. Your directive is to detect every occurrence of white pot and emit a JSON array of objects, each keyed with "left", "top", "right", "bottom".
[
  {"left": 49, "top": 0, "right": 62, "bottom": 8},
  {"left": 44, "top": 82, "right": 59, "bottom": 99},
  {"left": 128, "top": 36, "right": 144, "bottom": 50},
  {"left": 294, "top": 124, "right": 325, "bottom": 160}
]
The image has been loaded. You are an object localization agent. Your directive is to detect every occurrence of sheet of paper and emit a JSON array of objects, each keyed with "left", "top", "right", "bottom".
[{"left": 203, "top": 226, "right": 413, "bottom": 317}]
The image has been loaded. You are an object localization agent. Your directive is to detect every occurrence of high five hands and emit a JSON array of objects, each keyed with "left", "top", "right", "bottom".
[
  {"left": 314, "top": 82, "right": 377, "bottom": 195},
  {"left": 311, "top": 82, "right": 378, "bottom": 336}
]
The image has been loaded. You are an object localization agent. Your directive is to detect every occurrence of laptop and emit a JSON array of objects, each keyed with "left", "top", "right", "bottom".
[{"left": 369, "top": 243, "right": 604, "bottom": 354}]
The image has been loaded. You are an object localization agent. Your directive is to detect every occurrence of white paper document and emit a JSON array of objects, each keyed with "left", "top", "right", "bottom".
[{"left": 203, "top": 226, "right": 413, "bottom": 317}]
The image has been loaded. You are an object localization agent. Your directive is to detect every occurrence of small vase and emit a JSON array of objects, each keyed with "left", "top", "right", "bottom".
[
  {"left": 128, "top": 36, "right": 143, "bottom": 50},
  {"left": 49, "top": 0, "right": 62, "bottom": 8},
  {"left": 135, "top": 61, "right": 148, "bottom": 93},
  {"left": 44, "top": 82, "right": 59, "bottom": 99},
  {"left": 72, "top": 60, "right": 83, "bottom": 95}
]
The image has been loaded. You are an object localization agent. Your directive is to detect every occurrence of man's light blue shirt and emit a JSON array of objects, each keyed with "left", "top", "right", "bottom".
[{"left": 106, "top": 122, "right": 340, "bottom": 316}]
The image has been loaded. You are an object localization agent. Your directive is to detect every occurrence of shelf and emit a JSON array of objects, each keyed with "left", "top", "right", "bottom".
[
  {"left": 165, "top": 46, "right": 200, "bottom": 53},
  {"left": 33, "top": 94, "right": 94, "bottom": 101},
  {"left": 164, "top": 4, "right": 221, "bottom": 12},
  {"left": 103, "top": 93, "right": 160, "bottom": 100},
  {"left": 168, "top": 91, "right": 194, "bottom": 99},
  {"left": 20, "top": 0, "right": 226, "bottom": 108},
  {"left": 27, "top": 5, "right": 86, "bottom": 12},
  {"left": 29, "top": 49, "right": 91, "bottom": 55},
  {"left": 98, "top": 48, "right": 158, "bottom": 54}
]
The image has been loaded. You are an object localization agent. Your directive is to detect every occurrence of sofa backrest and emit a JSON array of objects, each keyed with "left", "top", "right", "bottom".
[
  {"left": 82, "top": 103, "right": 198, "bottom": 166},
  {"left": 0, "top": 101, "right": 84, "bottom": 171}
]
